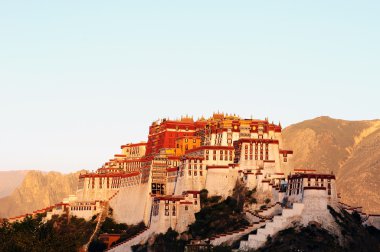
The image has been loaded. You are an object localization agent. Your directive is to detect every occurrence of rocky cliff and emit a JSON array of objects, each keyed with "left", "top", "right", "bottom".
[
  {"left": 283, "top": 116, "right": 380, "bottom": 214},
  {"left": 0, "top": 170, "right": 79, "bottom": 218}
]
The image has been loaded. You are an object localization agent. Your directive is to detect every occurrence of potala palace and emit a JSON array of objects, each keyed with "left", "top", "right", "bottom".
[{"left": 8, "top": 113, "right": 380, "bottom": 251}]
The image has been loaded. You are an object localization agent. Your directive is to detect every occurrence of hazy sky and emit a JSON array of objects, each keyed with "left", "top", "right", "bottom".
[{"left": 1, "top": 1, "right": 379, "bottom": 173}]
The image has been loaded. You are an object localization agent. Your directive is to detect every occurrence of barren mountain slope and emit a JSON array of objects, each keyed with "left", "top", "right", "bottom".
[
  {"left": 0, "top": 170, "right": 79, "bottom": 218},
  {"left": 283, "top": 116, "right": 380, "bottom": 213},
  {"left": 337, "top": 128, "right": 380, "bottom": 213},
  {"left": 0, "top": 170, "right": 29, "bottom": 198}
]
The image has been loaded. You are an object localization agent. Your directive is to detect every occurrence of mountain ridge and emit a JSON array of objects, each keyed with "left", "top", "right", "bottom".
[
  {"left": 1, "top": 116, "right": 379, "bottom": 218},
  {"left": 0, "top": 170, "right": 79, "bottom": 218},
  {"left": 283, "top": 116, "right": 380, "bottom": 214},
  {"left": 0, "top": 170, "right": 29, "bottom": 198}
]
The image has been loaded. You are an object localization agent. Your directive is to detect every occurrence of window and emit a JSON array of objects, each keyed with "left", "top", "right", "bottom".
[
  {"left": 172, "top": 206, "right": 176, "bottom": 216},
  {"left": 185, "top": 206, "right": 188, "bottom": 210},
  {"left": 193, "top": 139, "right": 196, "bottom": 143}
]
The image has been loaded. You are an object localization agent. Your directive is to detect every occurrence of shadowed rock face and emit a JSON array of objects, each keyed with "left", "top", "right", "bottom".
[
  {"left": 283, "top": 116, "right": 380, "bottom": 214},
  {"left": 0, "top": 170, "right": 79, "bottom": 218}
]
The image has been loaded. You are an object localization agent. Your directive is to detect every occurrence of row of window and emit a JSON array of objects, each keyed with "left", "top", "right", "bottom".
[
  {"left": 152, "top": 203, "right": 189, "bottom": 217},
  {"left": 244, "top": 154, "right": 268, "bottom": 160},
  {"left": 71, "top": 206, "right": 95, "bottom": 211},
  {"left": 188, "top": 164, "right": 203, "bottom": 169},
  {"left": 205, "top": 150, "right": 233, "bottom": 155},
  {"left": 180, "top": 170, "right": 204, "bottom": 177},
  {"left": 288, "top": 179, "right": 333, "bottom": 196},
  {"left": 89, "top": 176, "right": 139, "bottom": 189},
  {"left": 188, "top": 171, "right": 203, "bottom": 176},
  {"left": 183, "top": 138, "right": 197, "bottom": 143},
  {"left": 206, "top": 155, "right": 233, "bottom": 161},
  {"left": 244, "top": 143, "right": 269, "bottom": 150}
]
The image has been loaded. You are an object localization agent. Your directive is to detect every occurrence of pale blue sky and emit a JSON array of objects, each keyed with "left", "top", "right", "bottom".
[{"left": 0, "top": 1, "right": 379, "bottom": 173}]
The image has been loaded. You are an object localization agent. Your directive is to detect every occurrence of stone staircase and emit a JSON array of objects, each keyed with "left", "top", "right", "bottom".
[
  {"left": 206, "top": 203, "right": 281, "bottom": 247},
  {"left": 239, "top": 203, "right": 304, "bottom": 251},
  {"left": 208, "top": 220, "right": 266, "bottom": 246},
  {"left": 246, "top": 202, "right": 282, "bottom": 221},
  {"left": 108, "top": 190, "right": 120, "bottom": 201},
  {"left": 83, "top": 201, "right": 109, "bottom": 252},
  {"left": 107, "top": 226, "right": 153, "bottom": 252}
]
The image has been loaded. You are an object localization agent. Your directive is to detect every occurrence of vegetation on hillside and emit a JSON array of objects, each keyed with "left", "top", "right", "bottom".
[
  {"left": 189, "top": 195, "right": 249, "bottom": 239},
  {"left": 258, "top": 225, "right": 342, "bottom": 252},
  {"left": 0, "top": 212, "right": 146, "bottom": 252},
  {"left": 132, "top": 228, "right": 187, "bottom": 252},
  {"left": 89, "top": 218, "right": 146, "bottom": 251},
  {"left": 189, "top": 183, "right": 252, "bottom": 240},
  {"left": 3, "top": 183, "right": 379, "bottom": 252},
  {"left": 0, "top": 214, "right": 96, "bottom": 252},
  {"left": 258, "top": 219, "right": 380, "bottom": 252},
  {"left": 327, "top": 206, "right": 380, "bottom": 251},
  {"left": 214, "top": 207, "right": 380, "bottom": 252},
  {"left": 132, "top": 185, "right": 253, "bottom": 251}
]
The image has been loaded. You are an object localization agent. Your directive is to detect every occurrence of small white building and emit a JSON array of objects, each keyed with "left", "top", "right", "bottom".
[{"left": 286, "top": 172, "right": 338, "bottom": 205}]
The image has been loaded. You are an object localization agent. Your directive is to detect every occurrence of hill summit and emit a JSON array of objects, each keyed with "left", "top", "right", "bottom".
[{"left": 283, "top": 116, "right": 380, "bottom": 213}]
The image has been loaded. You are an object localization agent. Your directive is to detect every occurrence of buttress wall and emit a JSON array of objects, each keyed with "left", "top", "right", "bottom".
[{"left": 109, "top": 183, "right": 151, "bottom": 225}]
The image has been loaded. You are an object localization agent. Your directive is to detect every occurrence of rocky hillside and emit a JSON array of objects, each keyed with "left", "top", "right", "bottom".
[
  {"left": 0, "top": 170, "right": 79, "bottom": 218},
  {"left": 0, "top": 170, "right": 29, "bottom": 198},
  {"left": 283, "top": 116, "right": 380, "bottom": 214}
]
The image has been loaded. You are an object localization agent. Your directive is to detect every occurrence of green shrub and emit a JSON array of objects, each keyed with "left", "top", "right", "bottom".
[
  {"left": 189, "top": 196, "right": 248, "bottom": 239},
  {"left": 0, "top": 215, "right": 96, "bottom": 252}
]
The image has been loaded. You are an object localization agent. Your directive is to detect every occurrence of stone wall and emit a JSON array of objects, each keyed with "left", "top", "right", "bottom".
[
  {"left": 109, "top": 183, "right": 150, "bottom": 225},
  {"left": 205, "top": 168, "right": 238, "bottom": 198}
]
